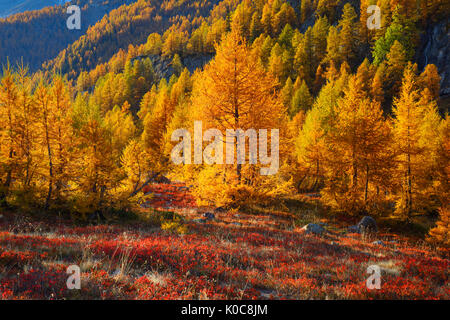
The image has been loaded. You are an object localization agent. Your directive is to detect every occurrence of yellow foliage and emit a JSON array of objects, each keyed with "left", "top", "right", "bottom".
[
  {"left": 185, "top": 29, "right": 288, "bottom": 206},
  {"left": 161, "top": 221, "right": 188, "bottom": 235},
  {"left": 428, "top": 208, "right": 450, "bottom": 247}
]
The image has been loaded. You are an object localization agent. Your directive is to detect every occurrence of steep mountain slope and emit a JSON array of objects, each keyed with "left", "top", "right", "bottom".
[
  {"left": 0, "top": 0, "right": 136, "bottom": 71},
  {"left": 0, "top": 0, "right": 63, "bottom": 18}
]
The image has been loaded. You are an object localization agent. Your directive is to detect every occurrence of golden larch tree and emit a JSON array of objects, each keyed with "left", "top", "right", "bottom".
[
  {"left": 0, "top": 68, "right": 20, "bottom": 205},
  {"left": 427, "top": 115, "right": 449, "bottom": 247},
  {"left": 322, "top": 73, "right": 392, "bottom": 213},
  {"left": 49, "top": 77, "right": 76, "bottom": 205},
  {"left": 392, "top": 63, "right": 441, "bottom": 220},
  {"left": 34, "top": 82, "right": 54, "bottom": 209},
  {"left": 188, "top": 30, "right": 287, "bottom": 205}
]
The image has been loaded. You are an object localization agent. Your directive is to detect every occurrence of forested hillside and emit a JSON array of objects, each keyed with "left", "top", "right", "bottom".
[
  {"left": 42, "top": 0, "right": 224, "bottom": 78},
  {"left": 0, "top": 0, "right": 137, "bottom": 71}
]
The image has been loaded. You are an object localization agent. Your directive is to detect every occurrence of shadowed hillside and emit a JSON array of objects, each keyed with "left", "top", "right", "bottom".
[
  {"left": 0, "top": 0, "right": 137, "bottom": 71},
  {"left": 0, "top": 0, "right": 63, "bottom": 18}
]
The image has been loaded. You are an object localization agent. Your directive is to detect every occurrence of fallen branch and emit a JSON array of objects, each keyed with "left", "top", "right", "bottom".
[{"left": 128, "top": 171, "right": 161, "bottom": 198}]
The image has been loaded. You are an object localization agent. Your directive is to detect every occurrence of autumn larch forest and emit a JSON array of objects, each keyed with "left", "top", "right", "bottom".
[{"left": 0, "top": 0, "right": 448, "bottom": 302}]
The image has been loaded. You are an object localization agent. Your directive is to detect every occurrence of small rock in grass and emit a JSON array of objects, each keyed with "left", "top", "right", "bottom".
[
  {"left": 203, "top": 212, "right": 215, "bottom": 220},
  {"left": 372, "top": 240, "right": 385, "bottom": 246},
  {"left": 111, "top": 269, "right": 121, "bottom": 277},
  {"left": 302, "top": 223, "right": 325, "bottom": 235}
]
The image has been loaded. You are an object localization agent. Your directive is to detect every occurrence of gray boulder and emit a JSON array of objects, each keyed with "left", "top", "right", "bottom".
[
  {"left": 357, "top": 216, "right": 378, "bottom": 233},
  {"left": 203, "top": 212, "right": 215, "bottom": 220},
  {"left": 302, "top": 223, "right": 325, "bottom": 235},
  {"left": 372, "top": 240, "right": 385, "bottom": 246}
]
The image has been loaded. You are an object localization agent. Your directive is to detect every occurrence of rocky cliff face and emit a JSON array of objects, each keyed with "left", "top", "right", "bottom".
[
  {"left": 417, "top": 19, "right": 450, "bottom": 97},
  {"left": 131, "top": 54, "right": 214, "bottom": 82}
]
